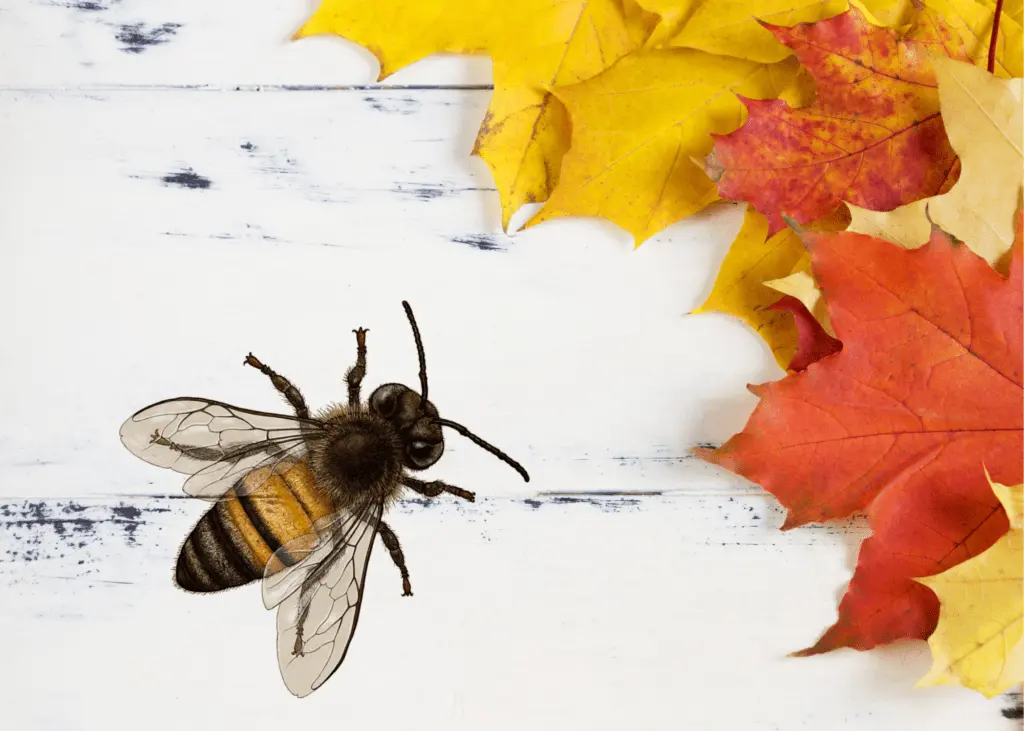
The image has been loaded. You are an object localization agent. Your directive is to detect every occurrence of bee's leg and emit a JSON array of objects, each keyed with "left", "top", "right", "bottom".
[
  {"left": 243, "top": 353, "right": 310, "bottom": 419},
  {"left": 376, "top": 520, "right": 412, "bottom": 596},
  {"left": 401, "top": 475, "right": 476, "bottom": 503},
  {"left": 346, "top": 328, "right": 368, "bottom": 406}
]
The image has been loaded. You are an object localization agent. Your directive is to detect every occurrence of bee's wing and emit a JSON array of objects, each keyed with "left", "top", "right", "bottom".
[
  {"left": 119, "top": 398, "right": 324, "bottom": 500},
  {"left": 261, "top": 499, "right": 383, "bottom": 698}
]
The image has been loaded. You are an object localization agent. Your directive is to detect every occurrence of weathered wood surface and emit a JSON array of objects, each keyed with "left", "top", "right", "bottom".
[{"left": 1, "top": 0, "right": 1019, "bottom": 727}]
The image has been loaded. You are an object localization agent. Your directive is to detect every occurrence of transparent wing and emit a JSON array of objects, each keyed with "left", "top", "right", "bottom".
[
  {"left": 183, "top": 433, "right": 312, "bottom": 500},
  {"left": 119, "top": 398, "right": 323, "bottom": 499},
  {"left": 262, "top": 509, "right": 362, "bottom": 609},
  {"left": 263, "top": 499, "right": 383, "bottom": 697}
]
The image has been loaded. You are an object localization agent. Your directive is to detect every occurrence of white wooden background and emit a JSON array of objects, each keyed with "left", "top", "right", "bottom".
[{"left": 1, "top": 1, "right": 1020, "bottom": 728}]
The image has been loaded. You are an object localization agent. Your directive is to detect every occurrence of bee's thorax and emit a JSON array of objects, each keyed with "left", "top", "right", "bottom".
[{"left": 309, "top": 407, "right": 404, "bottom": 505}]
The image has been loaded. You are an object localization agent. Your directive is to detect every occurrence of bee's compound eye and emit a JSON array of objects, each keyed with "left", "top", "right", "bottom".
[
  {"left": 409, "top": 441, "right": 433, "bottom": 458},
  {"left": 406, "top": 437, "right": 443, "bottom": 469},
  {"left": 369, "top": 384, "right": 404, "bottom": 418}
]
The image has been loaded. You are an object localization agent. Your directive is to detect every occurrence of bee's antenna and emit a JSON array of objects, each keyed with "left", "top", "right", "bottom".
[
  {"left": 435, "top": 418, "right": 530, "bottom": 482},
  {"left": 402, "top": 300, "right": 429, "bottom": 408}
]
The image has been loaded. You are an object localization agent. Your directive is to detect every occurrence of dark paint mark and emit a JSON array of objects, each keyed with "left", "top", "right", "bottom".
[
  {"left": 404, "top": 187, "right": 447, "bottom": 201},
  {"left": 111, "top": 505, "right": 142, "bottom": 520},
  {"left": 115, "top": 23, "right": 182, "bottom": 55},
  {"left": 1003, "top": 690, "right": 1023, "bottom": 720},
  {"left": 452, "top": 234, "right": 505, "bottom": 252},
  {"left": 278, "top": 84, "right": 494, "bottom": 92},
  {"left": 5, "top": 515, "right": 96, "bottom": 532},
  {"left": 161, "top": 169, "right": 211, "bottom": 190},
  {"left": 0, "top": 500, "right": 172, "bottom": 558},
  {"left": 522, "top": 495, "right": 643, "bottom": 512},
  {"left": 362, "top": 95, "right": 421, "bottom": 115},
  {"left": 62, "top": 0, "right": 119, "bottom": 11},
  {"left": 553, "top": 496, "right": 598, "bottom": 505},
  {"left": 612, "top": 455, "right": 706, "bottom": 465},
  {"left": 402, "top": 498, "right": 437, "bottom": 508},
  {"left": 8, "top": 550, "right": 40, "bottom": 562},
  {"left": 120, "top": 521, "right": 140, "bottom": 544},
  {"left": 9, "top": 83, "right": 493, "bottom": 93},
  {"left": 19, "top": 518, "right": 97, "bottom": 532},
  {"left": 540, "top": 490, "right": 662, "bottom": 497},
  {"left": 395, "top": 184, "right": 497, "bottom": 202}
]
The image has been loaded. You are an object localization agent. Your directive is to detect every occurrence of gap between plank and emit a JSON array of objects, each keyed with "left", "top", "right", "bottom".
[{"left": 0, "top": 83, "right": 495, "bottom": 93}]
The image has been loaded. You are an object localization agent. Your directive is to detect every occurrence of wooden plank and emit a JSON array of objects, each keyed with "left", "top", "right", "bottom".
[
  {"left": 0, "top": 493, "right": 864, "bottom": 592},
  {"left": 0, "top": 0, "right": 494, "bottom": 87}
]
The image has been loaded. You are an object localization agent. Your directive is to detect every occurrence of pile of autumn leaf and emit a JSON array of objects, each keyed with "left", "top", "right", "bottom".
[{"left": 294, "top": 0, "right": 1023, "bottom": 699}]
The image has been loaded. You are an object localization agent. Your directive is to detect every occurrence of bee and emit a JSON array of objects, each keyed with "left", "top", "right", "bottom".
[{"left": 119, "top": 302, "right": 529, "bottom": 697}]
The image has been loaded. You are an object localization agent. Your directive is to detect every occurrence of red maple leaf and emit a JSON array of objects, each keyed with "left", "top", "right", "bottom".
[
  {"left": 697, "top": 219, "right": 1023, "bottom": 653},
  {"left": 710, "top": 7, "right": 966, "bottom": 234},
  {"left": 768, "top": 295, "right": 842, "bottom": 372}
]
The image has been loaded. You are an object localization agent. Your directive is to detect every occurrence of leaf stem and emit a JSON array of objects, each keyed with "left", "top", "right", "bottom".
[{"left": 988, "top": 0, "right": 1005, "bottom": 74}]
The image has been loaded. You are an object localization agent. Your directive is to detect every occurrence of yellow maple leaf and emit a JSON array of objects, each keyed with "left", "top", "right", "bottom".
[
  {"left": 848, "top": 57, "right": 1023, "bottom": 267},
  {"left": 525, "top": 52, "right": 814, "bottom": 243},
  {"left": 947, "top": 0, "right": 1022, "bottom": 77},
  {"left": 759, "top": 205, "right": 850, "bottom": 335},
  {"left": 916, "top": 476, "right": 1023, "bottom": 698},
  {"left": 691, "top": 206, "right": 807, "bottom": 369},
  {"left": 874, "top": 0, "right": 1023, "bottom": 76},
  {"left": 295, "top": 0, "right": 656, "bottom": 230},
  {"left": 846, "top": 199, "right": 932, "bottom": 252},
  {"left": 995, "top": 0, "right": 1024, "bottom": 26},
  {"left": 762, "top": 269, "right": 835, "bottom": 337},
  {"left": 637, "top": 0, "right": 1021, "bottom": 73},
  {"left": 637, "top": 0, "right": 851, "bottom": 63}
]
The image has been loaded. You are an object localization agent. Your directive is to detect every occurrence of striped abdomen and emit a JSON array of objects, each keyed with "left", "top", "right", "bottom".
[{"left": 176, "top": 461, "right": 335, "bottom": 593}]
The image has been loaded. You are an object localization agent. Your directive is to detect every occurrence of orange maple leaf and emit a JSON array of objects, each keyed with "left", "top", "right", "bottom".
[
  {"left": 698, "top": 217, "right": 1023, "bottom": 653},
  {"left": 710, "top": 7, "right": 968, "bottom": 233}
]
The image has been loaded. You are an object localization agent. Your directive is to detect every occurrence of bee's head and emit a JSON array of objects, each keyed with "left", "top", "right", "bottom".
[
  {"left": 368, "top": 383, "right": 444, "bottom": 469},
  {"left": 368, "top": 302, "right": 529, "bottom": 481}
]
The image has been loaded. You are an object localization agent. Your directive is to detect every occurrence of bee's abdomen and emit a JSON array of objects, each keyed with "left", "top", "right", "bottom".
[
  {"left": 176, "top": 504, "right": 261, "bottom": 592},
  {"left": 175, "top": 461, "right": 334, "bottom": 593}
]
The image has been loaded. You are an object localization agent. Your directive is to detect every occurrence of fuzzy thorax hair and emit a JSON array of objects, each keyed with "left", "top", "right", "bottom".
[{"left": 308, "top": 404, "right": 405, "bottom": 510}]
